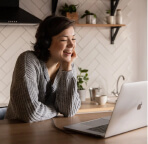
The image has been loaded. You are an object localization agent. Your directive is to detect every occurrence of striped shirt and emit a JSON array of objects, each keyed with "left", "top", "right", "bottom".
[{"left": 5, "top": 51, "right": 81, "bottom": 123}]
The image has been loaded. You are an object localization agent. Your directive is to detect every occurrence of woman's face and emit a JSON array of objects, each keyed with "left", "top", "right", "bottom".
[{"left": 49, "top": 26, "right": 76, "bottom": 63}]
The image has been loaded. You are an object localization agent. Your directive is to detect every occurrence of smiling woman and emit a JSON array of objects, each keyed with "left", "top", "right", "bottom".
[
  {"left": 49, "top": 26, "right": 76, "bottom": 71},
  {"left": 5, "top": 15, "right": 81, "bottom": 123}
]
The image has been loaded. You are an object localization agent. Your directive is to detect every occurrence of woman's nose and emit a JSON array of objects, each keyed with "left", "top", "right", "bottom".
[{"left": 67, "top": 39, "right": 74, "bottom": 48}]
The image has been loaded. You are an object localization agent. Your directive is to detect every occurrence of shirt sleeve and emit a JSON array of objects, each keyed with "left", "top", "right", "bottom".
[
  {"left": 53, "top": 64, "right": 81, "bottom": 117},
  {"left": 9, "top": 52, "right": 58, "bottom": 123}
]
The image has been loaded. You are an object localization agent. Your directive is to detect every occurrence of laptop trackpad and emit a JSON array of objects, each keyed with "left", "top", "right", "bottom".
[{"left": 82, "top": 117, "right": 110, "bottom": 127}]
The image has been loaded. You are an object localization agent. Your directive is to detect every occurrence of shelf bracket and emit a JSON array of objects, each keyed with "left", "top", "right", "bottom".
[
  {"left": 111, "top": 27, "right": 121, "bottom": 44},
  {"left": 52, "top": 0, "right": 58, "bottom": 15},
  {"left": 111, "top": 0, "right": 120, "bottom": 16}
]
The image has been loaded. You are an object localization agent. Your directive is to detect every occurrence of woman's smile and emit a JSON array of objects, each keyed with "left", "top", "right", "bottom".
[{"left": 63, "top": 50, "right": 73, "bottom": 56}]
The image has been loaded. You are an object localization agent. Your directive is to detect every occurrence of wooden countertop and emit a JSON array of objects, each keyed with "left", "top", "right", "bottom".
[
  {"left": 0, "top": 99, "right": 115, "bottom": 114},
  {"left": 78, "top": 99, "right": 115, "bottom": 114}
]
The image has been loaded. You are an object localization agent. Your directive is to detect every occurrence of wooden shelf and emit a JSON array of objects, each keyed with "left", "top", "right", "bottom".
[
  {"left": 75, "top": 0, "right": 125, "bottom": 44},
  {"left": 75, "top": 24, "right": 126, "bottom": 27}
]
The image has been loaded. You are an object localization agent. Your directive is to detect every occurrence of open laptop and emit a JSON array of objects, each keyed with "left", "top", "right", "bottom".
[{"left": 64, "top": 81, "right": 147, "bottom": 138}]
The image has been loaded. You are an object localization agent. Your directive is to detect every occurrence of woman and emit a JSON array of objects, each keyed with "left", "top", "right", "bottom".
[{"left": 5, "top": 15, "right": 81, "bottom": 123}]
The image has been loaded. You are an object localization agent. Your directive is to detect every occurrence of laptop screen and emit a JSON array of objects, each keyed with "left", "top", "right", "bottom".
[{"left": 0, "top": 0, "right": 19, "bottom": 8}]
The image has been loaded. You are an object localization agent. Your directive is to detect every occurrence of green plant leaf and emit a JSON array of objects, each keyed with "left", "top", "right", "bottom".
[
  {"left": 81, "top": 69, "right": 88, "bottom": 73},
  {"left": 85, "top": 73, "right": 88, "bottom": 77},
  {"left": 70, "top": 5, "right": 76, "bottom": 12},
  {"left": 78, "top": 77, "right": 83, "bottom": 83},
  {"left": 80, "top": 85, "right": 84, "bottom": 90},
  {"left": 77, "top": 67, "right": 89, "bottom": 90},
  {"left": 94, "top": 14, "right": 97, "bottom": 18},
  {"left": 84, "top": 78, "right": 89, "bottom": 81},
  {"left": 85, "top": 10, "right": 90, "bottom": 14},
  {"left": 79, "top": 77, "right": 83, "bottom": 81},
  {"left": 81, "top": 14, "right": 87, "bottom": 18},
  {"left": 77, "top": 75, "right": 83, "bottom": 78},
  {"left": 60, "top": 3, "right": 78, "bottom": 14},
  {"left": 81, "top": 10, "right": 97, "bottom": 18}
]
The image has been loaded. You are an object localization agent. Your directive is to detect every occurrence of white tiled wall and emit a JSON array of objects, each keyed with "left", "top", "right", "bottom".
[{"left": 0, "top": 0, "right": 144, "bottom": 103}]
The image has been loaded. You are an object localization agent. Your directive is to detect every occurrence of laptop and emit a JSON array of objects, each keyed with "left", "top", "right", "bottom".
[{"left": 64, "top": 81, "right": 147, "bottom": 138}]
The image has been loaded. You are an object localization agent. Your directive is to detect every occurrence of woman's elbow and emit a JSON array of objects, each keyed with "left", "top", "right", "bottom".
[{"left": 63, "top": 105, "right": 81, "bottom": 117}]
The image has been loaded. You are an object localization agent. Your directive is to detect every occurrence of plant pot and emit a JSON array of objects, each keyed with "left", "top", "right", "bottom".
[
  {"left": 66, "top": 12, "right": 79, "bottom": 23},
  {"left": 78, "top": 90, "right": 86, "bottom": 101},
  {"left": 106, "top": 16, "right": 115, "bottom": 24},
  {"left": 91, "top": 17, "right": 96, "bottom": 24},
  {"left": 86, "top": 15, "right": 96, "bottom": 24}
]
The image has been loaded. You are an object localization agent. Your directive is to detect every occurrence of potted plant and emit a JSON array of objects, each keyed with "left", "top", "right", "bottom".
[
  {"left": 77, "top": 67, "right": 89, "bottom": 101},
  {"left": 106, "top": 10, "right": 111, "bottom": 16},
  {"left": 59, "top": 3, "right": 79, "bottom": 23},
  {"left": 81, "top": 10, "right": 97, "bottom": 24},
  {"left": 106, "top": 9, "right": 115, "bottom": 24}
]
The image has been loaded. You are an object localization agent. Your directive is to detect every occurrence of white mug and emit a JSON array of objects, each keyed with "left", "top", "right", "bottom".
[{"left": 95, "top": 95, "right": 107, "bottom": 105}]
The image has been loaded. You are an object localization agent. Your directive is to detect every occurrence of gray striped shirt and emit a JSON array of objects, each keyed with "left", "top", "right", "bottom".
[{"left": 5, "top": 51, "right": 81, "bottom": 122}]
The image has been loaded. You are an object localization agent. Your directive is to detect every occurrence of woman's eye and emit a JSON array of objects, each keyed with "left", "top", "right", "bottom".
[{"left": 60, "top": 38, "right": 76, "bottom": 42}]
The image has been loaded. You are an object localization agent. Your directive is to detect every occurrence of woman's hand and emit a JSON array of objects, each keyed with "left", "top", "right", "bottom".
[
  {"left": 70, "top": 49, "right": 77, "bottom": 63},
  {"left": 61, "top": 49, "right": 77, "bottom": 71}
]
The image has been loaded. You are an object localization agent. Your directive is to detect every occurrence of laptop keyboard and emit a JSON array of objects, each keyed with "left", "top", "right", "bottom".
[{"left": 88, "top": 124, "right": 108, "bottom": 133}]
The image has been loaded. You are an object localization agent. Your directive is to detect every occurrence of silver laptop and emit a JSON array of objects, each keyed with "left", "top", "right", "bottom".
[{"left": 64, "top": 81, "right": 147, "bottom": 138}]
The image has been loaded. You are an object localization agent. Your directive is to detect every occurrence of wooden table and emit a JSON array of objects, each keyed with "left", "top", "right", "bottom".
[{"left": 0, "top": 112, "right": 147, "bottom": 144}]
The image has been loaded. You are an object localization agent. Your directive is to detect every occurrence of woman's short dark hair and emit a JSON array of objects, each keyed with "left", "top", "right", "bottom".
[{"left": 33, "top": 15, "right": 74, "bottom": 62}]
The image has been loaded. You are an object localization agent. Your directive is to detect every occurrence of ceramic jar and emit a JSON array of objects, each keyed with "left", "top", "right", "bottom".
[
  {"left": 116, "top": 9, "right": 122, "bottom": 24},
  {"left": 106, "top": 16, "right": 115, "bottom": 24}
]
